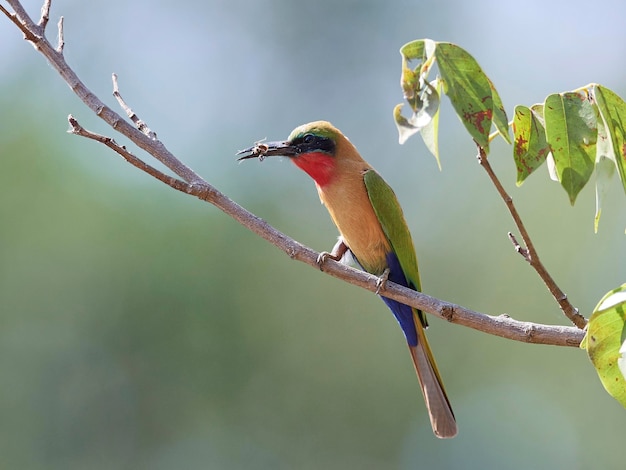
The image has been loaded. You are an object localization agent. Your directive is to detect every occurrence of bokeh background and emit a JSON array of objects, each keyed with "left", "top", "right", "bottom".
[{"left": 1, "top": 0, "right": 626, "bottom": 468}]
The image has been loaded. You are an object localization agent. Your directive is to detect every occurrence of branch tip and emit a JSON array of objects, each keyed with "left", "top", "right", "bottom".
[
  {"left": 38, "top": 0, "right": 51, "bottom": 28},
  {"left": 67, "top": 114, "right": 78, "bottom": 132},
  {"left": 112, "top": 73, "right": 119, "bottom": 92},
  {"left": 508, "top": 231, "right": 530, "bottom": 260},
  {"left": 111, "top": 73, "right": 158, "bottom": 140},
  {"left": 56, "top": 15, "right": 64, "bottom": 53}
]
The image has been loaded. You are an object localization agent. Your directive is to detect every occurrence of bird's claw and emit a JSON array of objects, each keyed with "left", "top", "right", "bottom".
[
  {"left": 316, "top": 251, "right": 331, "bottom": 271},
  {"left": 316, "top": 241, "right": 347, "bottom": 271},
  {"left": 375, "top": 268, "right": 390, "bottom": 295}
]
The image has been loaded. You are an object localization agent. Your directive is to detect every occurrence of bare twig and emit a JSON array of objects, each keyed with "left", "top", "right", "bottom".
[
  {"left": 508, "top": 232, "right": 529, "bottom": 261},
  {"left": 112, "top": 74, "right": 157, "bottom": 139},
  {"left": 2, "top": 0, "right": 586, "bottom": 348},
  {"left": 0, "top": 2, "right": 37, "bottom": 41},
  {"left": 3, "top": 0, "right": 202, "bottom": 184},
  {"left": 67, "top": 115, "right": 176, "bottom": 188},
  {"left": 55, "top": 15, "right": 63, "bottom": 52},
  {"left": 37, "top": 0, "right": 50, "bottom": 28},
  {"left": 476, "top": 145, "right": 587, "bottom": 329}
]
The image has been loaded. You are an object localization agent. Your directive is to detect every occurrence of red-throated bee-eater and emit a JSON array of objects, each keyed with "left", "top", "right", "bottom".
[{"left": 238, "top": 121, "right": 457, "bottom": 438}]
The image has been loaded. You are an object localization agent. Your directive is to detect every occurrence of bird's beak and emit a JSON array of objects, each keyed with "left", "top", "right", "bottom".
[{"left": 237, "top": 140, "right": 298, "bottom": 161}]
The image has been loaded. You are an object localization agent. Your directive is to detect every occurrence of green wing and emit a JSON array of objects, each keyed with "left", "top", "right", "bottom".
[{"left": 363, "top": 169, "right": 422, "bottom": 293}]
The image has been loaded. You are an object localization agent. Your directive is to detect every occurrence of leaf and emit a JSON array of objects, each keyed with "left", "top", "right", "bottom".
[
  {"left": 594, "top": 110, "right": 616, "bottom": 232},
  {"left": 530, "top": 103, "right": 545, "bottom": 122},
  {"left": 435, "top": 42, "right": 500, "bottom": 152},
  {"left": 394, "top": 104, "right": 419, "bottom": 144},
  {"left": 394, "top": 78, "right": 440, "bottom": 147},
  {"left": 544, "top": 91, "right": 597, "bottom": 204},
  {"left": 400, "top": 54, "right": 420, "bottom": 104},
  {"left": 531, "top": 104, "right": 559, "bottom": 182},
  {"left": 399, "top": 39, "right": 436, "bottom": 105},
  {"left": 489, "top": 76, "right": 512, "bottom": 144},
  {"left": 396, "top": 41, "right": 441, "bottom": 149},
  {"left": 513, "top": 105, "right": 550, "bottom": 186},
  {"left": 400, "top": 40, "right": 425, "bottom": 65},
  {"left": 400, "top": 39, "right": 437, "bottom": 75},
  {"left": 420, "top": 77, "right": 443, "bottom": 169},
  {"left": 594, "top": 155, "right": 615, "bottom": 233},
  {"left": 581, "top": 284, "right": 626, "bottom": 408},
  {"left": 593, "top": 85, "right": 626, "bottom": 197},
  {"left": 620, "top": 341, "right": 626, "bottom": 384},
  {"left": 397, "top": 39, "right": 509, "bottom": 157}
]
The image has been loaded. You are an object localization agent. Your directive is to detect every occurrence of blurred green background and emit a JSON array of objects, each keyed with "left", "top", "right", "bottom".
[{"left": 1, "top": 0, "right": 626, "bottom": 468}]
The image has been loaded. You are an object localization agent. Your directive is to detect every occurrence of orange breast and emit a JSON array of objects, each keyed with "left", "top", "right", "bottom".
[{"left": 317, "top": 164, "right": 390, "bottom": 275}]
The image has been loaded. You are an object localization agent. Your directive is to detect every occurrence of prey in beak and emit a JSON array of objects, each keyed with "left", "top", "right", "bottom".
[{"left": 237, "top": 140, "right": 298, "bottom": 161}]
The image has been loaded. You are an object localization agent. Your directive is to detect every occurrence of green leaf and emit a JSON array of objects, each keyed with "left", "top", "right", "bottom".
[
  {"left": 400, "top": 38, "right": 430, "bottom": 62},
  {"left": 530, "top": 103, "right": 560, "bottom": 182},
  {"left": 544, "top": 92, "right": 597, "bottom": 204},
  {"left": 581, "top": 284, "right": 626, "bottom": 408},
  {"left": 513, "top": 105, "right": 550, "bottom": 186},
  {"left": 593, "top": 85, "right": 626, "bottom": 197},
  {"left": 529, "top": 103, "right": 559, "bottom": 182},
  {"left": 489, "top": 76, "right": 512, "bottom": 144},
  {"left": 397, "top": 40, "right": 509, "bottom": 156},
  {"left": 399, "top": 39, "right": 437, "bottom": 74},
  {"left": 435, "top": 42, "right": 500, "bottom": 152},
  {"left": 399, "top": 39, "right": 436, "bottom": 106}
]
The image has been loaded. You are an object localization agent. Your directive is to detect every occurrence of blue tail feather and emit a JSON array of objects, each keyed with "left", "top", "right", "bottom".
[{"left": 380, "top": 252, "right": 418, "bottom": 346}]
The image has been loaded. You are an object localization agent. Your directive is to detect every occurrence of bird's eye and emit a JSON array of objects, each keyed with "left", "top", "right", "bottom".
[{"left": 303, "top": 134, "right": 315, "bottom": 144}]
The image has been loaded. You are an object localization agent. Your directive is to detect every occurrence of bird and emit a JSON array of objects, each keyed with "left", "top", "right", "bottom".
[{"left": 237, "top": 121, "right": 457, "bottom": 438}]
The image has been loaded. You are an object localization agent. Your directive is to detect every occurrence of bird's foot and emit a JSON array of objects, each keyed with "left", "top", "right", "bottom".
[
  {"left": 316, "top": 240, "right": 349, "bottom": 271},
  {"left": 375, "top": 268, "right": 390, "bottom": 295},
  {"left": 316, "top": 251, "right": 335, "bottom": 271}
]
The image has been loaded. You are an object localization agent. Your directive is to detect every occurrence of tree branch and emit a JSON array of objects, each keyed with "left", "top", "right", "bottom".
[
  {"left": 66, "top": 114, "right": 584, "bottom": 348},
  {"left": 2, "top": 0, "right": 585, "bottom": 349},
  {"left": 3, "top": 0, "right": 201, "bottom": 184},
  {"left": 476, "top": 145, "right": 587, "bottom": 329}
]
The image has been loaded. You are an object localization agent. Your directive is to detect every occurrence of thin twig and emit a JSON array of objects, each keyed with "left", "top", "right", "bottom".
[
  {"left": 2, "top": 0, "right": 202, "bottom": 184},
  {"left": 2, "top": 0, "right": 586, "bottom": 349},
  {"left": 67, "top": 115, "right": 176, "bottom": 188},
  {"left": 112, "top": 74, "right": 157, "bottom": 139},
  {"left": 476, "top": 145, "right": 587, "bottom": 329},
  {"left": 55, "top": 15, "right": 63, "bottom": 52},
  {"left": 1, "top": 2, "right": 37, "bottom": 41},
  {"left": 508, "top": 232, "right": 529, "bottom": 261},
  {"left": 37, "top": 0, "right": 50, "bottom": 28}
]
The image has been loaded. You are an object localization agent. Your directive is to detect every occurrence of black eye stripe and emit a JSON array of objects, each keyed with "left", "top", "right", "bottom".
[{"left": 294, "top": 134, "right": 336, "bottom": 155}]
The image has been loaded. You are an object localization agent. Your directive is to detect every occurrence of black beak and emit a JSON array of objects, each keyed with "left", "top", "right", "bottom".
[{"left": 237, "top": 140, "right": 298, "bottom": 161}]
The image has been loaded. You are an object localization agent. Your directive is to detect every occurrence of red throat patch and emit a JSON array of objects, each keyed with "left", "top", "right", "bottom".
[{"left": 292, "top": 152, "right": 335, "bottom": 187}]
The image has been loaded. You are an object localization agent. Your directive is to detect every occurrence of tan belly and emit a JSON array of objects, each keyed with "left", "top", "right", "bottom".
[{"left": 318, "top": 181, "right": 390, "bottom": 275}]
